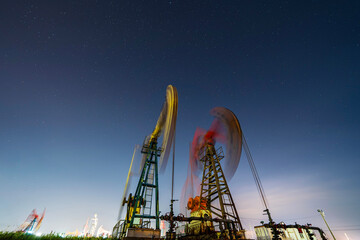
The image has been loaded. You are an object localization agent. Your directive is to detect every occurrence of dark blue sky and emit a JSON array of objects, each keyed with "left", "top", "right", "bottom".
[{"left": 0, "top": 1, "right": 359, "bottom": 239}]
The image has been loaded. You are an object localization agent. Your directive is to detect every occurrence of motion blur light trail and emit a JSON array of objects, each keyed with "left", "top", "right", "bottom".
[
  {"left": 17, "top": 208, "right": 46, "bottom": 234},
  {"left": 113, "top": 85, "right": 178, "bottom": 239},
  {"left": 181, "top": 107, "right": 242, "bottom": 214}
]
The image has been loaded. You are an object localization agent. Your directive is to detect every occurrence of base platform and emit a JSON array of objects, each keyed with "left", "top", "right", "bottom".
[{"left": 123, "top": 228, "right": 161, "bottom": 240}]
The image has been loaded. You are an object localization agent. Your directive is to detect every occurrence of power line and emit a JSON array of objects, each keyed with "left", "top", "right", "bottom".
[
  {"left": 331, "top": 229, "right": 360, "bottom": 231},
  {"left": 280, "top": 215, "right": 318, "bottom": 221},
  {"left": 331, "top": 224, "right": 360, "bottom": 228},
  {"left": 242, "top": 135, "right": 269, "bottom": 211}
]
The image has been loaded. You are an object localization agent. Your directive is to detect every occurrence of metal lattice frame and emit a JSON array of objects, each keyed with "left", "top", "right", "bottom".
[
  {"left": 113, "top": 140, "right": 162, "bottom": 239},
  {"left": 129, "top": 139, "right": 161, "bottom": 230},
  {"left": 199, "top": 143, "right": 244, "bottom": 234}
]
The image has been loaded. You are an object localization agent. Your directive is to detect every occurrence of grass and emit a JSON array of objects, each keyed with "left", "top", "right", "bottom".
[{"left": 0, "top": 232, "right": 109, "bottom": 240}]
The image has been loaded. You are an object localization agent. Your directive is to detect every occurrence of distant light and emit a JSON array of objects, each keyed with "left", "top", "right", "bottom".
[{"left": 36, "top": 232, "right": 42, "bottom": 236}]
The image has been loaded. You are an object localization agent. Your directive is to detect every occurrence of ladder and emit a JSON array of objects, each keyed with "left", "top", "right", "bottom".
[{"left": 142, "top": 163, "right": 155, "bottom": 227}]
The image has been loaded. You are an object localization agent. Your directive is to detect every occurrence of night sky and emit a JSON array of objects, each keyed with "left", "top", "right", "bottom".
[{"left": 1, "top": 1, "right": 359, "bottom": 239}]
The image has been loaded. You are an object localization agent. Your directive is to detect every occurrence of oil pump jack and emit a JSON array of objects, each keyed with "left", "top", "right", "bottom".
[
  {"left": 179, "top": 107, "right": 247, "bottom": 240},
  {"left": 112, "top": 85, "right": 178, "bottom": 239}
]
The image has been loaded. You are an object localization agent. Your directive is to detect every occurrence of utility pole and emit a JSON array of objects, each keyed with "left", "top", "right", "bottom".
[
  {"left": 344, "top": 233, "right": 350, "bottom": 240},
  {"left": 317, "top": 209, "right": 336, "bottom": 240}
]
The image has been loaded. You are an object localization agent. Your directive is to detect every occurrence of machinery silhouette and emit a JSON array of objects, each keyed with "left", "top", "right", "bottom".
[
  {"left": 17, "top": 209, "right": 45, "bottom": 234},
  {"left": 112, "top": 86, "right": 328, "bottom": 240}
]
